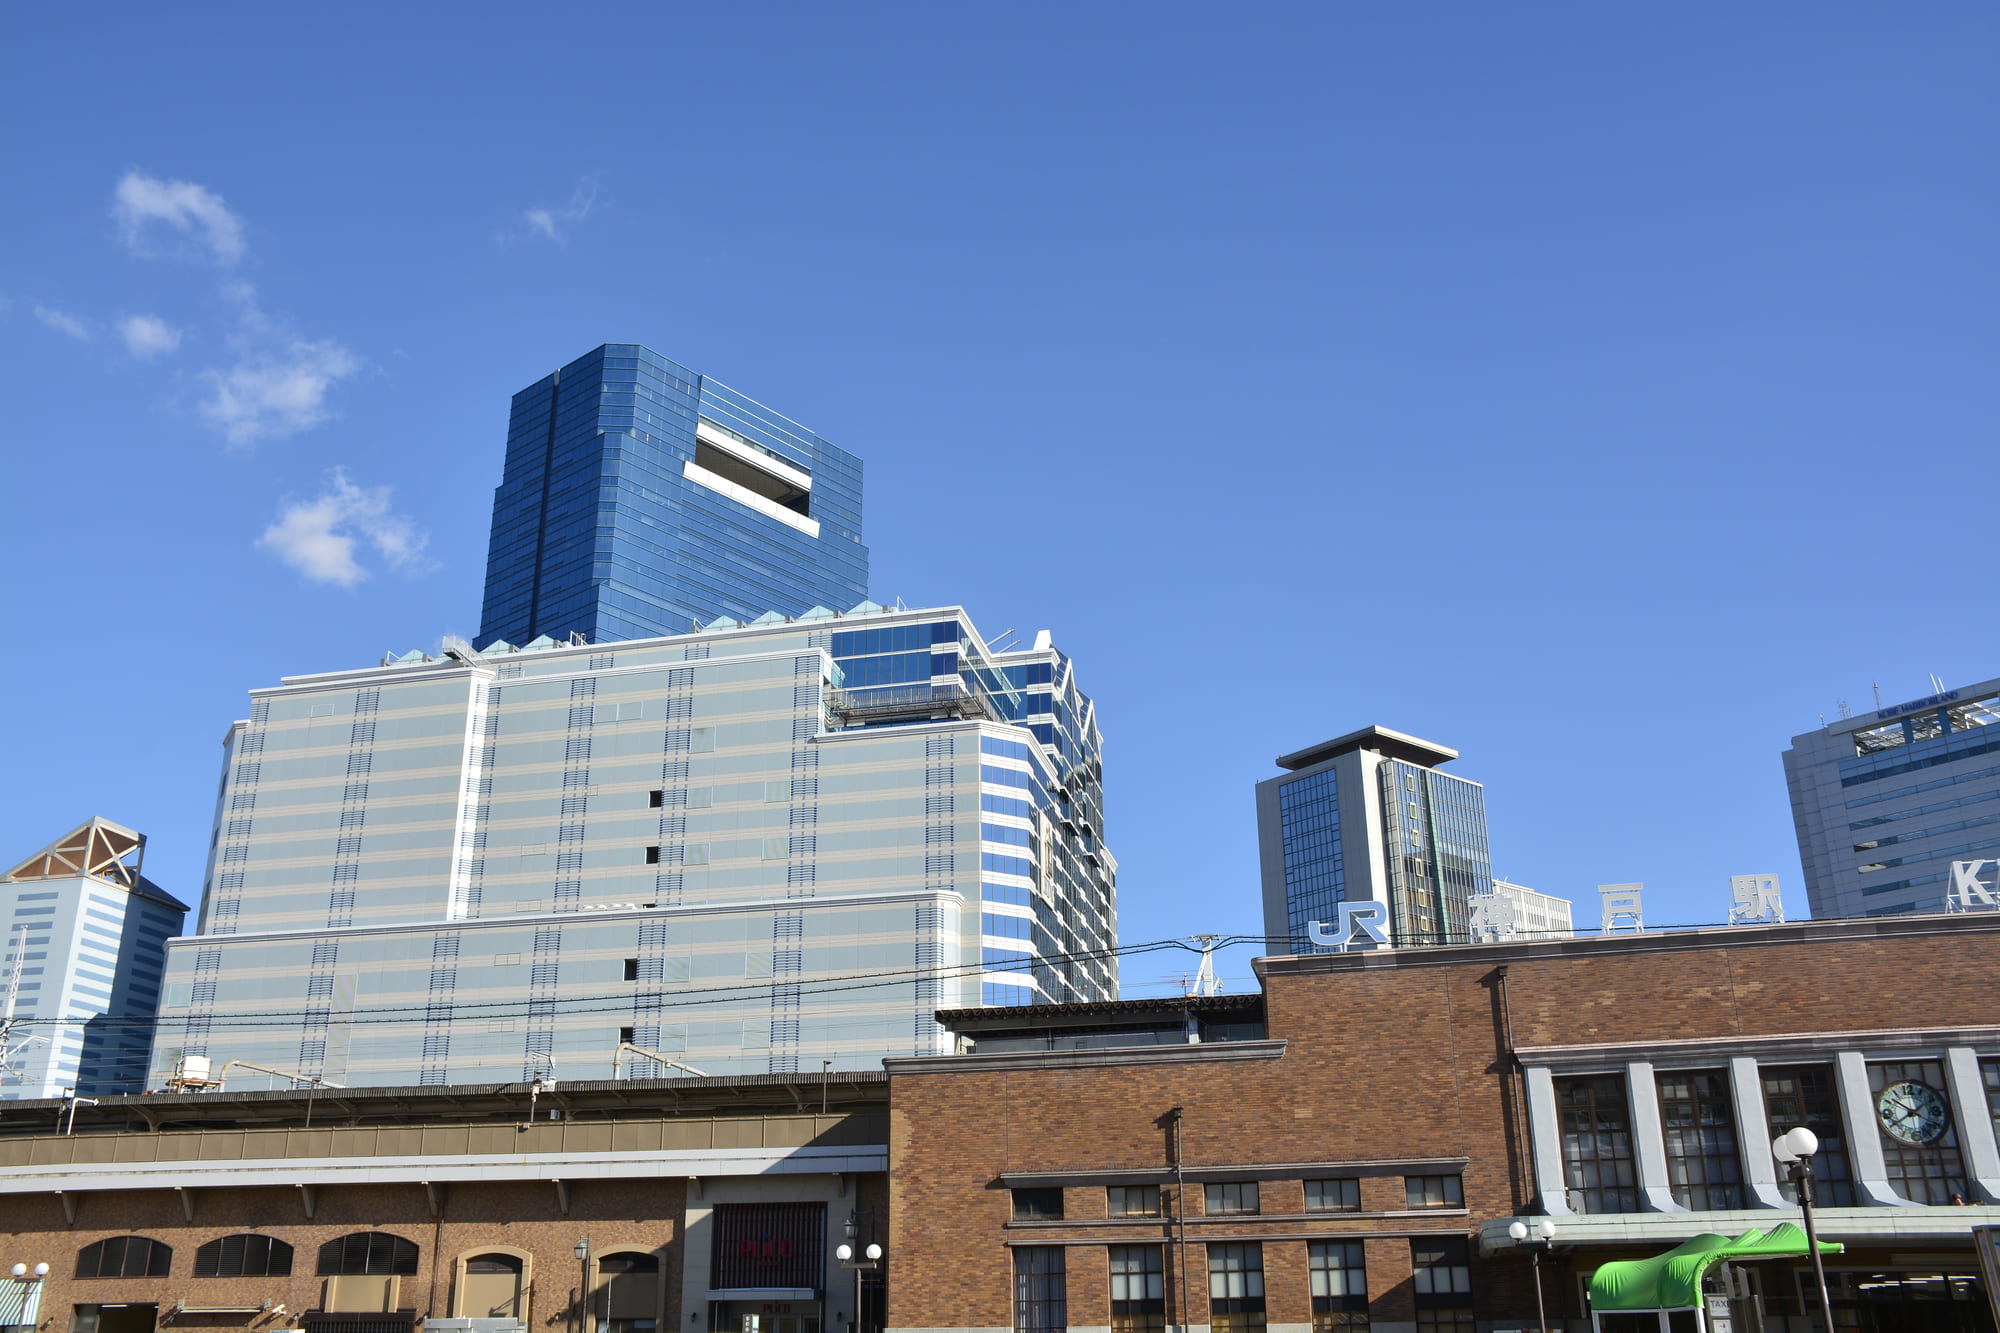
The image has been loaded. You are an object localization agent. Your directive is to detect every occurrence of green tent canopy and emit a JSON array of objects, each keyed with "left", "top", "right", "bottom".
[{"left": 1588, "top": 1223, "right": 1844, "bottom": 1312}]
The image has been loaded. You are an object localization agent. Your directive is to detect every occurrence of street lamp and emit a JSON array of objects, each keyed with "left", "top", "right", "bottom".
[
  {"left": 835, "top": 1210, "right": 881, "bottom": 1333},
  {"left": 574, "top": 1236, "right": 592, "bottom": 1333},
  {"left": 1506, "top": 1219, "right": 1557, "bottom": 1332},
  {"left": 1773, "top": 1126, "right": 1836, "bottom": 1332}
]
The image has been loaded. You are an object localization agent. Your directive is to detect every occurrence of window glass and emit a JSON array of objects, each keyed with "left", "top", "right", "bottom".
[
  {"left": 1109, "top": 1246, "right": 1165, "bottom": 1333},
  {"left": 1867, "top": 1059, "right": 1968, "bottom": 1203},
  {"left": 1557, "top": 1075, "right": 1638, "bottom": 1213},
  {"left": 1404, "top": 1175, "right": 1463, "bottom": 1209},
  {"left": 1308, "top": 1241, "right": 1368, "bottom": 1330},
  {"left": 1013, "top": 1248, "right": 1066, "bottom": 1333},
  {"left": 1981, "top": 1057, "right": 2000, "bottom": 1148},
  {"left": 1657, "top": 1070, "right": 1744, "bottom": 1210},
  {"left": 1012, "top": 1188, "right": 1064, "bottom": 1220},
  {"left": 1411, "top": 1238, "right": 1473, "bottom": 1332},
  {"left": 1304, "top": 1179, "right": 1360, "bottom": 1212},
  {"left": 76, "top": 1237, "right": 171, "bottom": 1279},
  {"left": 317, "top": 1232, "right": 419, "bottom": 1276},
  {"left": 1762, "top": 1065, "right": 1855, "bottom": 1206},
  {"left": 1204, "top": 1182, "right": 1259, "bottom": 1215},
  {"left": 1107, "top": 1185, "right": 1161, "bottom": 1217},
  {"left": 194, "top": 1234, "right": 293, "bottom": 1278},
  {"left": 1207, "top": 1243, "right": 1265, "bottom": 1333}
]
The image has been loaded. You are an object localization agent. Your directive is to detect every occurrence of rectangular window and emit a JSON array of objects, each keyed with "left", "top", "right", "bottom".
[
  {"left": 1204, "top": 1181, "right": 1259, "bottom": 1215},
  {"left": 1557, "top": 1074, "right": 1638, "bottom": 1213},
  {"left": 1867, "top": 1059, "right": 1968, "bottom": 1204},
  {"left": 1404, "top": 1175, "right": 1463, "bottom": 1209},
  {"left": 619, "top": 1026, "right": 634, "bottom": 1044},
  {"left": 1109, "top": 1246, "right": 1165, "bottom": 1333},
  {"left": 1307, "top": 1241, "right": 1368, "bottom": 1331},
  {"left": 1207, "top": 1242, "right": 1265, "bottom": 1333},
  {"left": 1107, "top": 1185, "right": 1161, "bottom": 1217},
  {"left": 1657, "top": 1070, "right": 1744, "bottom": 1210},
  {"left": 1012, "top": 1187, "right": 1063, "bottom": 1220},
  {"left": 649, "top": 790, "right": 664, "bottom": 808},
  {"left": 689, "top": 787, "right": 712, "bottom": 808},
  {"left": 764, "top": 780, "right": 792, "bottom": 802},
  {"left": 1013, "top": 1248, "right": 1066, "bottom": 1333},
  {"left": 1411, "top": 1237, "right": 1472, "bottom": 1331},
  {"left": 1761, "top": 1065, "right": 1855, "bottom": 1207},
  {"left": 1304, "top": 1178, "right": 1361, "bottom": 1213},
  {"left": 645, "top": 846, "right": 661, "bottom": 864},
  {"left": 689, "top": 727, "right": 715, "bottom": 753},
  {"left": 685, "top": 844, "right": 708, "bottom": 866},
  {"left": 762, "top": 838, "right": 790, "bottom": 860},
  {"left": 623, "top": 958, "right": 639, "bottom": 981}
]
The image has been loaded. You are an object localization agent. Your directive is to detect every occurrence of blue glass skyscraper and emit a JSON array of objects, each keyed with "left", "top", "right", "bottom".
[{"left": 479, "top": 344, "right": 869, "bottom": 648}]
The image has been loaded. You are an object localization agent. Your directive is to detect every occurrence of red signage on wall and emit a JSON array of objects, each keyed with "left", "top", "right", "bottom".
[{"left": 711, "top": 1203, "right": 825, "bottom": 1291}]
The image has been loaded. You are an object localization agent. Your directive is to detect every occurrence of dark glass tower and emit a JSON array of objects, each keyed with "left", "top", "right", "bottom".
[{"left": 478, "top": 344, "right": 868, "bottom": 648}]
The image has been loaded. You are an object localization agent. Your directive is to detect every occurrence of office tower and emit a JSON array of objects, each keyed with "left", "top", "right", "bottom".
[
  {"left": 1783, "top": 675, "right": 2000, "bottom": 919},
  {"left": 1256, "top": 726, "right": 1493, "bottom": 952},
  {"left": 2, "top": 818, "right": 187, "bottom": 1097},
  {"left": 1474, "top": 879, "right": 1575, "bottom": 941},
  {"left": 155, "top": 603, "right": 1115, "bottom": 1089},
  {"left": 478, "top": 344, "right": 869, "bottom": 649}
]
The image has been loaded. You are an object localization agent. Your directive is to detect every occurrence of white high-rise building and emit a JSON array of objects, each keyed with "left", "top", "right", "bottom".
[
  {"left": 2, "top": 818, "right": 187, "bottom": 1098},
  {"left": 154, "top": 603, "right": 1116, "bottom": 1089}
]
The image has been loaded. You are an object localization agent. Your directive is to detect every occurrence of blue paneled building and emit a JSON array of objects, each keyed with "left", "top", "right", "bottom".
[{"left": 479, "top": 345, "right": 869, "bottom": 648}]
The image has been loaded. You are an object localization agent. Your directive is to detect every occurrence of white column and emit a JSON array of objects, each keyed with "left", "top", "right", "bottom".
[
  {"left": 1730, "top": 1056, "right": 1788, "bottom": 1209},
  {"left": 1524, "top": 1065, "right": 1574, "bottom": 1215},
  {"left": 1627, "top": 1061, "right": 1685, "bottom": 1213},
  {"left": 1835, "top": 1050, "right": 1913, "bottom": 1207},
  {"left": 1945, "top": 1047, "right": 2000, "bottom": 1203}
]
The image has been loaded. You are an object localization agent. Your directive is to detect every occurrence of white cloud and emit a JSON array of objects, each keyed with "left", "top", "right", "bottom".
[
  {"left": 201, "top": 338, "right": 361, "bottom": 445},
  {"left": 34, "top": 305, "right": 89, "bottom": 339},
  {"left": 257, "top": 469, "right": 432, "bottom": 588},
  {"left": 120, "top": 314, "right": 182, "bottom": 359},
  {"left": 521, "top": 179, "right": 597, "bottom": 244},
  {"left": 113, "top": 170, "right": 246, "bottom": 265}
]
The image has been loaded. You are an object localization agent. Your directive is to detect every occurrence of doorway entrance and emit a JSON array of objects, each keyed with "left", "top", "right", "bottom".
[{"left": 75, "top": 1304, "right": 159, "bottom": 1333}]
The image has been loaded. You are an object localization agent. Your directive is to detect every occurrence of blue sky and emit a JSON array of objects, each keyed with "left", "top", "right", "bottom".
[{"left": 3, "top": 6, "right": 1994, "bottom": 995}]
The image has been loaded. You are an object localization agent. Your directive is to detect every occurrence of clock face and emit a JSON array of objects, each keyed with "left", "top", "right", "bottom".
[{"left": 1876, "top": 1080, "right": 1950, "bottom": 1146}]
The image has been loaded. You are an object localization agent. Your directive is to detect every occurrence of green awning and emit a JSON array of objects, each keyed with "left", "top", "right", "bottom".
[{"left": 1587, "top": 1223, "right": 1843, "bottom": 1312}]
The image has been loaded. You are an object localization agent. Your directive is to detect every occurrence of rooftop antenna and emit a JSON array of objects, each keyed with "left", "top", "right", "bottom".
[
  {"left": 1186, "top": 935, "right": 1222, "bottom": 996},
  {"left": 1930, "top": 672, "right": 1946, "bottom": 694},
  {"left": 1598, "top": 884, "right": 1645, "bottom": 935},
  {"left": 1836, "top": 699, "right": 1850, "bottom": 720},
  {"left": 1873, "top": 681, "right": 1882, "bottom": 709}
]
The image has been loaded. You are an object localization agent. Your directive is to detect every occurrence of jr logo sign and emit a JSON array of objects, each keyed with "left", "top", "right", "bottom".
[{"left": 1308, "top": 902, "right": 1390, "bottom": 951}]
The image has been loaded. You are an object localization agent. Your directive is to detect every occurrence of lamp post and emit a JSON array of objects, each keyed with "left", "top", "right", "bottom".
[
  {"left": 574, "top": 1235, "right": 592, "bottom": 1333},
  {"left": 834, "top": 1209, "right": 881, "bottom": 1333},
  {"left": 1506, "top": 1219, "right": 1556, "bottom": 1332},
  {"left": 1773, "top": 1127, "right": 1836, "bottom": 1333},
  {"left": 7, "top": 1261, "right": 50, "bottom": 1331}
]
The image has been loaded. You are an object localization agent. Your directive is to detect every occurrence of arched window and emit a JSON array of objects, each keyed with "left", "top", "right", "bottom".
[
  {"left": 458, "top": 1253, "right": 526, "bottom": 1319},
  {"left": 76, "top": 1237, "right": 172, "bottom": 1278},
  {"left": 317, "top": 1233, "right": 419, "bottom": 1276},
  {"left": 597, "top": 1251, "right": 662, "bottom": 1333},
  {"left": 195, "top": 1235, "right": 294, "bottom": 1278}
]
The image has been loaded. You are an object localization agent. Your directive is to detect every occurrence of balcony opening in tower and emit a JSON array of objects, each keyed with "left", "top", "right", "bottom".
[{"left": 692, "top": 418, "right": 812, "bottom": 517}]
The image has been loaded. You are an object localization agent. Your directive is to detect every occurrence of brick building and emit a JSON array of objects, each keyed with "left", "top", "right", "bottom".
[
  {"left": 0, "top": 1075, "right": 887, "bottom": 1333},
  {"left": 883, "top": 914, "right": 2000, "bottom": 1333}
]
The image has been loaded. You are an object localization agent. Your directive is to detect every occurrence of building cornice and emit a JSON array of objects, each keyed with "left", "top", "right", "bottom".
[
  {"left": 1514, "top": 1024, "right": 2000, "bottom": 1070},
  {"left": 997, "top": 1156, "right": 1469, "bottom": 1188},
  {"left": 884, "top": 1039, "right": 1286, "bottom": 1076}
]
